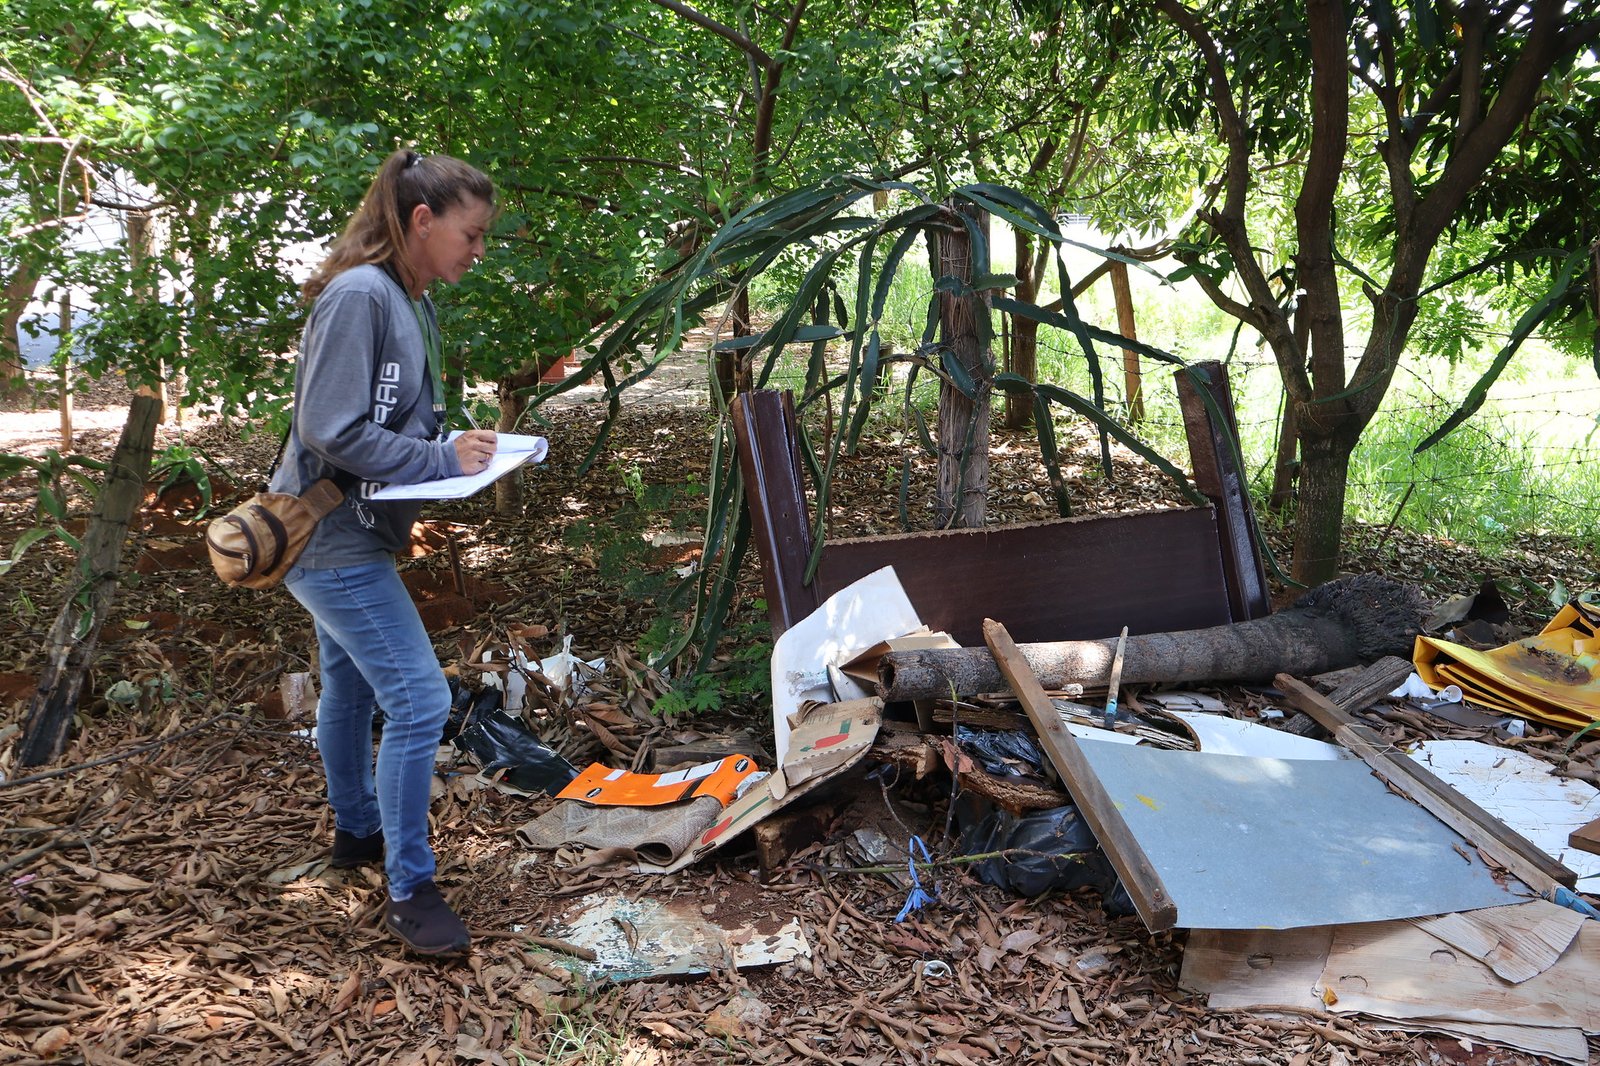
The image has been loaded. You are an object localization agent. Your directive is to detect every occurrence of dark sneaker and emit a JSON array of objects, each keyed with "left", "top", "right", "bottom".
[
  {"left": 385, "top": 882, "right": 470, "bottom": 955},
  {"left": 330, "top": 828, "right": 384, "bottom": 869}
]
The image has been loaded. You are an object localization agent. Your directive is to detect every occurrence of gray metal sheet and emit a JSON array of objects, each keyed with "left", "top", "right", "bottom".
[{"left": 1077, "top": 739, "right": 1527, "bottom": 929}]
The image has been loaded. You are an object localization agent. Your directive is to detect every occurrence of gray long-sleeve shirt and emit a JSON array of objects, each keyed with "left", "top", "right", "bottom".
[{"left": 269, "top": 264, "right": 464, "bottom": 568}]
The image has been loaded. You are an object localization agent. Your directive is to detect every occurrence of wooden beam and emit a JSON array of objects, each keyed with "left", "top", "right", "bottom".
[
  {"left": 985, "top": 619, "right": 1178, "bottom": 931},
  {"left": 1325, "top": 655, "right": 1414, "bottom": 714},
  {"left": 732, "top": 390, "right": 818, "bottom": 636},
  {"left": 1275, "top": 673, "right": 1577, "bottom": 891},
  {"left": 1568, "top": 816, "right": 1600, "bottom": 858}
]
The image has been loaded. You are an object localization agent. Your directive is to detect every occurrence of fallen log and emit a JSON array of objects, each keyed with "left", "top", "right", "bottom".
[{"left": 878, "top": 574, "right": 1426, "bottom": 703}]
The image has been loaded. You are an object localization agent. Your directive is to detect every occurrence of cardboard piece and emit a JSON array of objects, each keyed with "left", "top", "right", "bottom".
[
  {"left": 543, "top": 891, "right": 810, "bottom": 983},
  {"left": 1319, "top": 918, "right": 1600, "bottom": 1031},
  {"left": 635, "top": 698, "right": 883, "bottom": 874},
  {"left": 839, "top": 630, "right": 959, "bottom": 685},
  {"left": 1412, "top": 900, "right": 1587, "bottom": 984},
  {"left": 1180, "top": 926, "right": 1332, "bottom": 1010},
  {"left": 1181, "top": 916, "right": 1593, "bottom": 1066}
]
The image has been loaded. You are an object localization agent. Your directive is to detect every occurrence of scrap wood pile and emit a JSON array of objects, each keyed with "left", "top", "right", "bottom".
[{"left": 474, "top": 570, "right": 1600, "bottom": 1064}]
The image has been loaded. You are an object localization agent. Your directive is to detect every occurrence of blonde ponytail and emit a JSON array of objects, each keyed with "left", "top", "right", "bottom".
[{"left": 302, "top": 149, "right": 495, "bottom": 302}]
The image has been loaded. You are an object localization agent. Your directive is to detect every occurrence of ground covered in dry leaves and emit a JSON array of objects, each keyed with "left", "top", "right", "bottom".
[{"left": 2, "top": 367, "right": 1597, "bottom": 1066}]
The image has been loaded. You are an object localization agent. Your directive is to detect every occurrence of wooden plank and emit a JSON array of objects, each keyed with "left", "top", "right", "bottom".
[
  {"left": 1175, "top": 361, "right": 1270, "bottom": 622},
  {"left": 1326, "top": 655, "right": 1414, "bottom": 714},
  {"left": 820, "top": 508, "right": 1232, "bottom": 647},
  {"left": 1567, "top": 816, "right": 1600, "bottom": 857},
  {"left": 1275, "top": 673, "right": 1577, "bottom": 891},
  {"left": 732, "top": 391, "right": 818, "bottom": 636},
  {"left": 985, "top": 619, "right": 1178, "bottom": 931}
]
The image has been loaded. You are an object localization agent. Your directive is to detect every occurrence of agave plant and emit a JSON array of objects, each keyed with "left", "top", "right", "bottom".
[{"left": 531, "top": 176, "right": 1215, "bottom": 669}]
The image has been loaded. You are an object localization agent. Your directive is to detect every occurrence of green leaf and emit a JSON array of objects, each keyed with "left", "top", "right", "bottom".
[
  {"left": 0, "top": 527, "right": 56, "bottom": 578},
  {"left": 1415, "top": 248, "right": 1584, "bottom": 454},
  {"left": 713, "top": 324, "right": 845, "bottom": 350},
  {"left": 940, "top": 348, "right": 978, "bottom": 399},
  {"left": 1027, "top": 379, "right": 1205, "bottom": 505}
]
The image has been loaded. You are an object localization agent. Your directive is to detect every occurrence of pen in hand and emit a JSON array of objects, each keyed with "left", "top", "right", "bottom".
[{"left": 453, "top": 407, "right": 498, "bottom": 473}]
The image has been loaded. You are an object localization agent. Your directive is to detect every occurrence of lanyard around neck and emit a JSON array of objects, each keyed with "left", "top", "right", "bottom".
[{"left": 410, "top": 298, "right": 444, "bottom": 416}]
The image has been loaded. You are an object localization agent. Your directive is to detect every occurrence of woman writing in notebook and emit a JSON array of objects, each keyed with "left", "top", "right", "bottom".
[{"left": 270, "top": 149, "right": 498, "bottom": 955}]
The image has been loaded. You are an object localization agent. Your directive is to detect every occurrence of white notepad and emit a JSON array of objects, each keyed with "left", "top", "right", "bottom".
[{"left": 370, "top": 432, "right": 549, "bottom": 500}]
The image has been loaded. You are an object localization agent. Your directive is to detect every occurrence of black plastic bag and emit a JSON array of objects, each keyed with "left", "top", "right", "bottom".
[
  {"left": 953, "top": 793, "right": 1134, "bottom": 915},
  {"left": 954, "top": 726, "right": 1050, "bottom": 780},
  {"left": 453, "top": 708, "right": 579, "bottom": 795}
]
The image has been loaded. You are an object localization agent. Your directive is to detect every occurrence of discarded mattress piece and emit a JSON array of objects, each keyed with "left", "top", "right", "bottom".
[
  {"left": 1075, "top": 737, "right": 1527, "bottom": 929},
  {"left": 1405, "top": 738, "right": 1600, "bottom": 883},
  {"left": 516, "top": 696, "right": 880, "bottom": 871},
  {"left": 516, "top": 794, "right": 723, "bottom": 866},
  {"left": 542, "top": 892, "right": 810, "bottom": 983},
  {"left": 1415, "top": 600, "right": 1600, "bottom": 729}
]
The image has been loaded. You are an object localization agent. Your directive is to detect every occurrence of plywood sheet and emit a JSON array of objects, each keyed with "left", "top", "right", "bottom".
[
  {"left": 817, "top": 508, "right": 1232, "bottom": 647},
  {"left": 1077, "top": 739, "right": 1527, "bottom": 929},
  {"left": 1407, "top": 739, "right": 1600, "bottom": 882}
]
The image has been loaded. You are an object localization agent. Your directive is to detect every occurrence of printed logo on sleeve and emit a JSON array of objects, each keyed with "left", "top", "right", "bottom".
[{"left": 373, "top": 360, "right": 401, "bottom": 425}]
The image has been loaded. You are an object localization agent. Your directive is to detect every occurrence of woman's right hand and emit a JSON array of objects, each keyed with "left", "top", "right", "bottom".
[{"left": 453, "top": 430, "right": 498, "bottom": 474}]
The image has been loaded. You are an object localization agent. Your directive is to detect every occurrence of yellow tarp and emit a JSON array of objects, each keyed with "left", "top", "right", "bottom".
[{"left": 1414, "top": 602, "right": 1600, "bottom": 731}]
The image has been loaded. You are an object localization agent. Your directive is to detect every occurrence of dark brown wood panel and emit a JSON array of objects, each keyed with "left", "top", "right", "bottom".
[
  {"left": 815, "top": 508, "right": 1233, "bottom": 647},
  {"left": 1176, "top": 361, "right": 1270, "bottom": 622}
]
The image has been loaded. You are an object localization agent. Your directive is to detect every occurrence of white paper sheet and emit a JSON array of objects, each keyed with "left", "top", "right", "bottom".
[
  {"left": 371, "top": 432, "right": 548, "bottom": 500},
  {"left": 768, "top": 566, "right": 921, "bottom": 782}
]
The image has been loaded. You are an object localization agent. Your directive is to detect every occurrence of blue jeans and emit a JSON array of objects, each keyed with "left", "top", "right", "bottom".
[{"left": 284, "top": 560, "right": 449, "bottom": 901}]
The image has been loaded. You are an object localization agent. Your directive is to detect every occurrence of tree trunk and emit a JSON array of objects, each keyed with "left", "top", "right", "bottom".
[
  {"left": 715, "top": 287, "right": 752, "bottom": 404},
  {"left": 1004, "top": 229, "right": 1037, "bottom": 430},
  {"left": 18, "top": 393, "right": 163, "bottom": 766},
  {"left": 878, "top": 574, "right": 1424, "bottom": 701},
  {"left": 1109, "top": 261, "right": 1143, "bottom": 423},
  {"left": 1269, "top": 398, "right": 1299, "bottom": 516},
  {"left": 934, "top": 200, "right": 992, "bottom": 529},
  {"left": 2, "top": 257, "right": 44, "bottom": 391},
  {"left": 495, "top": 376, "right": 528, "bottom": 515},
  {"left": 1289, "top": 426, "right": 1355, "bottom": 585},
  {"left": 126, "top": 213, "right": 169, "bottom": 422},
  {"left": 1591, "top": 241, "right": 1600, "bottom": 376}
]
